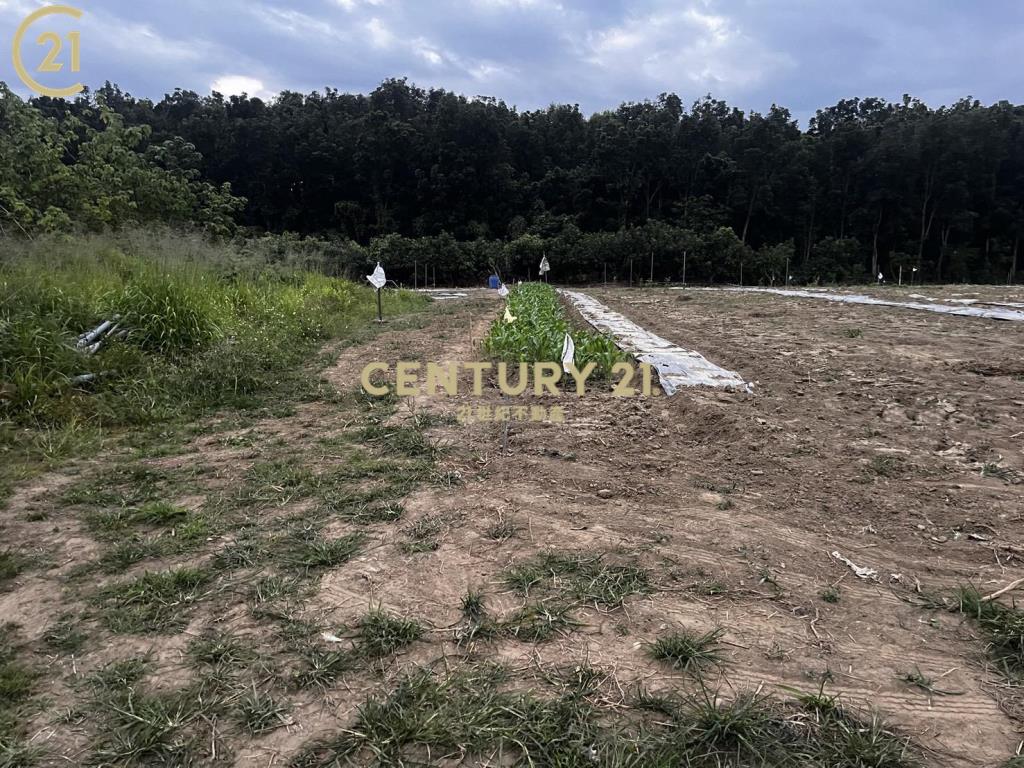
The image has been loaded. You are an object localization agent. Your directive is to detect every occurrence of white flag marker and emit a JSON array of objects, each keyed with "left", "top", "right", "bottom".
[
  {"left": 539, "top": 256, "right": 551, "bottom": 276},
  {"left": 560, "top": 333, "right": 575, "bottom": 374},
  {"left": 367, "top": 263, "right": 386, "bottom": 290},
  {"left": 504, "top": 306, "right": 517, "bottom": 324},
  {"left": 498, "top": 284, "right": 510, "bottom": 298}
]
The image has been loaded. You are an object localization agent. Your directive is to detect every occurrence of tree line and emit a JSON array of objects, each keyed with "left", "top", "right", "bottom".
[{"left": 4, "top": 78, "right": 1024, "bottom": 284}]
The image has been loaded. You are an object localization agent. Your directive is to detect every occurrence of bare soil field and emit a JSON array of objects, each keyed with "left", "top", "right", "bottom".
[{"left": 2, "top": 286, "right": 1023, "bottom": 766}]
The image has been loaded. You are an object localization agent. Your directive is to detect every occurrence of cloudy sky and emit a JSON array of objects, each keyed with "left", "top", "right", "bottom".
[{"left": 2, "top": 0, "right": 1022, "bottom": 124}]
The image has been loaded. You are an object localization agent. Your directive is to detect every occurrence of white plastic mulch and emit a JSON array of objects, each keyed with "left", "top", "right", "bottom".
[
  {"left": 417, "top": 289, "right": 469, "bottom": 300},
  {"left": 907, "top": 293, "right": 1024, "bottom": 310},
  {"left": 559, "top": 290, "right": 750, "bottom": 395},
  {"left": 683, "top": 287, "right": 1024, "bottom": 322}
]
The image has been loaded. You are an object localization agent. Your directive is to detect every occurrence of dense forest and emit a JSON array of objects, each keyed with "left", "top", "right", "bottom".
[{"left": 3, "top": 78, "right": 1024, "bottom": 284}]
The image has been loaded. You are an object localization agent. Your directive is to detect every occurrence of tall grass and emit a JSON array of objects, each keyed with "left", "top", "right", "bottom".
[{"left": 0, "top": 232, "right": 426, "bottom": 500}]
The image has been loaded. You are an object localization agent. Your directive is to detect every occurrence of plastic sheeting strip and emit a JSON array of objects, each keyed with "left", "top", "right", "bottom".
[
  {"left": 559, "top": 290, "right": 750, "bottom": 395},
  {"left": 417, "top": 290, "right": 468, "bottom": 300},
  {"left": 908, "top": 294, "right": 1024, "bottom": 310},
  {"left": 683, "top": 287, "right": 1024, "bottom": 322}
]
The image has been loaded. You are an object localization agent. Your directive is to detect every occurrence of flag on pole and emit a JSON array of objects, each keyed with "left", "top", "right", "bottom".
[
  {"left": 539, "top": 256, "right": 551, "bottom": 276},
  {"left": 561, "top": 333, "right": 575, "bottom": 374},
  {"left": 504, "top": 306, "right": 516, "bottom": 324},
  {"left": 367, "top": 262, "right": 386, "bottom": 290}
]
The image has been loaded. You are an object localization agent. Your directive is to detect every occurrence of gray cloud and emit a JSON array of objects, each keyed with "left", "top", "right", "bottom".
[{"left": 1, "top": 0, "right": 1021, "bottom": 123}]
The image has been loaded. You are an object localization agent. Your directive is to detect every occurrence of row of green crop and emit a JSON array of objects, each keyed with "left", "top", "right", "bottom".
[
  {"left": 483, "top": 283, "right": 626, "bottom": 377},
  {"left": 1, "top": 235, "right": 427, "bottom": 429}
]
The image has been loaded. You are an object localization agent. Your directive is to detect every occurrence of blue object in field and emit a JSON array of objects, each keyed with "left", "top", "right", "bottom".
[{"left": 488, "top": 274, "right": 501, "bottom": 289}]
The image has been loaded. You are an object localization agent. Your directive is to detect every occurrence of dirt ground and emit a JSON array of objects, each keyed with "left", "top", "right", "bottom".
[{"left": 3, "top": 285, "right": 1023, "bottom": 766}]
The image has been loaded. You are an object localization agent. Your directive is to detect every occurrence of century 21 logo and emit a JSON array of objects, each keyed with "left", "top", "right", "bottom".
[{"left": 11, "top": 5, "right": 84, "bottom": 97}]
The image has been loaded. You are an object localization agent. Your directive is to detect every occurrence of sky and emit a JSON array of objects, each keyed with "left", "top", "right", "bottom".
[{"left": 2, "top": 0, "right": 1023, "bottom": 125}]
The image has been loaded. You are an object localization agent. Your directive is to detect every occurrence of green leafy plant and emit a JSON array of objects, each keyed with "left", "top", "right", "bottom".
[{"left": 483, "top": 283, "right": 626, "bottom": 378}]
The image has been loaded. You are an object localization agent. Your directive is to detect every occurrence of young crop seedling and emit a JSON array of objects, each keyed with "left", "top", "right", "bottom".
[{"left": 484, "top": 283, "right": 626, "bottom": 378}]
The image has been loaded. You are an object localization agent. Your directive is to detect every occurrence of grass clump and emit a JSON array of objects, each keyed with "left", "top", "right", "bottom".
[
  {"left": 240, "top": 459, "right": 317, "bottom": 506},
  {"left": 131, "top": 501, "right": 190, "bottom": 525},
  {"left": 356, "top": 610, "right": 423, "bottom": 658},
  {"left": 648, "top": 628, "right": 726, "bottom": 675},
  {"left": 789, "top": 684, "right": 919, "bottom": 767},
  {"left": 357, "top": 424, "right": 435, "bottom": 459},
  {"left": 0, "top": 550, "right": 29, "bottom": 589},
  {"left": 43, "top": 618, "right": 88, "bottom": 655},
  {"left": 456, "top": 590, "right": 499, "bottom": 645},
  {"left": 96, "top": 567, "right": 211, "bottom": 634},
  {"left": 484, "top": 283, "right": 627, "bottom": 377},
  {"left": 399, "top": 514, "right": 448, "bottom": 554},
  {"left": 188, "top": 631, "right": 260, "bottom": 671},
  {"left": 292, "top": 668, "right": 920, "bottom": 768},
  {"left": 85, "top": 657, "right": 210, "bottom": 766},
  {"left": 503, "top": 552, "right": 650, "bottom": 607},
  {"left": 295, "top": 650, "right": 354, "bottom": 690},
  {"left": 90, "top": 690, "right": 203, "bottom": 765},
  {"left": 868, "top": 454, "right": 904, "bottom": 478},
  {"left": 504, "top": 602, "right": 579, "bottom": 643},
  {"left": 294, "top": 610, "right": 422, "bottom": 689},
  {"left": 0, "top": 625, "right": 40, "bottom": 763},
  {"left": 236, "top": 685, "right": 292, "bottom": 735},
  {"left": 337, "top": 501, "right": 406, "bottom": 525},
  {"left": 275, "top": 526, "right": 366, "bottom": 574},
  {"left": 955, "top": 586, "right": 1024, "bottom": 676},
  {"left": 87, "top": 657, "right": 151, "bottom": 694},
  {"left": 678, "top": 690, "right": 797, "bottom": 762},
  {"left": 64, "top": 464, "right": 171, "bottom": 511},
  {"left": 485, "top": 513, "right": 519, "bottom": 541},
  {"left": 821, "top": 585, "right": 841, "bottom": 603},
  {"left": 249, "top": 574, "right": 299, "bottom": 607},
  {"left": 98, "top": 537, "right": 166, "bottom": 571}
]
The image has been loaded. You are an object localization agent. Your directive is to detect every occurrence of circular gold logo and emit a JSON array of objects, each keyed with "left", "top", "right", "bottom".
[{"left": 11, "top": 5, "right": 84, "bottom": 98}]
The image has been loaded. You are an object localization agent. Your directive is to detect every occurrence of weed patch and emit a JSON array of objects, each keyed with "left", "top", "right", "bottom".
[
  {"left": 96, "top": 567, "right": 212, "bottom": 634},
  {"left": 955, "top": 587, "right": 1024, "bottom": 677},
  {"left": 648, "top": 628, "right": 726, "bottom": 676},
  {"left": 292, "top": 667, "right": 920, "bottom": 767},
  {"left": 504, "top": 602, "right": 579, "bottom": 643},
  {"left": 274, "top": 526, "right": 366, "bottom": 574},
  {"left": 356, "top": 610, "right": 423, "bottom": 658},
  {"left": 0, "top": 626, "right": 40, "bottom": 761},
  {"left": 503, "top": 552, "right": 650, "bottom": 607},
  {"left": 236, "top": 685, "right": 293, "bottom": 735},
  {"left": 0, "top": 550, "right": 29, "bottom": 589}
]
